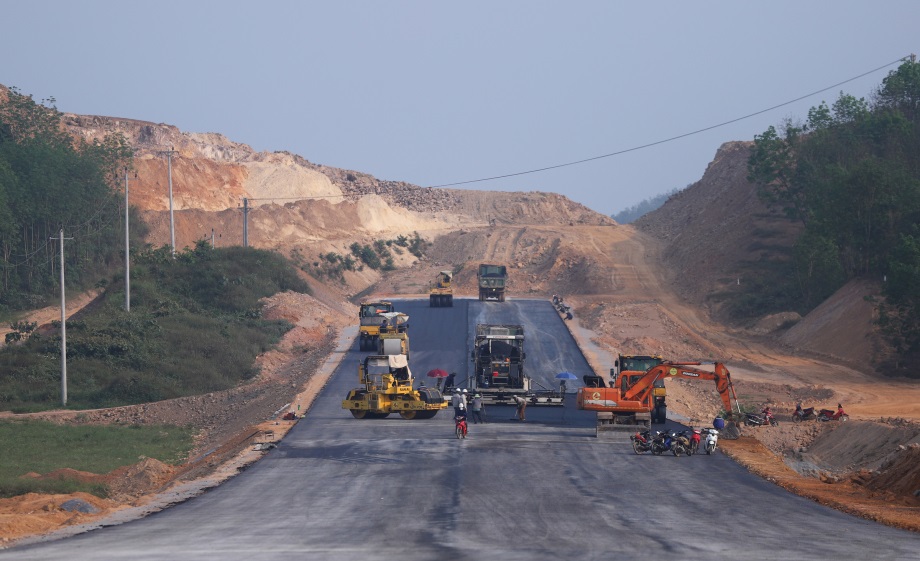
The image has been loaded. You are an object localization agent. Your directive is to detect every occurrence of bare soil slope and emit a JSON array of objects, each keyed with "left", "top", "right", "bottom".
[{"left": 2, "top": 113, "right": 918, "bottom": 544}]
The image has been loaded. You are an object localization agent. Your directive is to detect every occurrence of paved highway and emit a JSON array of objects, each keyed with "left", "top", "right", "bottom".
[{"left": 5, "top": 299, "right": 918, "bottom": 560}]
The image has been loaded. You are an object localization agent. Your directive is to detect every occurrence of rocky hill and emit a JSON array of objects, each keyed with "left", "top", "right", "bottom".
[
  {"left": 634, "top": 141, "right": 889, "bottom": 373},
  {"left": 64, "top": 114, "right": 612, "bottom": 247}
]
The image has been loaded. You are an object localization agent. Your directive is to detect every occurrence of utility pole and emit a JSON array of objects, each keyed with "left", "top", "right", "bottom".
[
  {"left": 242, "top": 197, "right": 249, "bottom": 247},
  {"left": 51, "top": 229, "right": 72, "bottom": 406},
  {"left": 164, "top": 147, "right": 177, "bottom": 257},
  {"left": 124, "top": 167, "right": 135, "bottom": 311}
]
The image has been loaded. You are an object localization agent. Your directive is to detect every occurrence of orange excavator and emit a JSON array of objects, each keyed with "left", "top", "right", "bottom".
[{"left": 576, "top": 362, "right": 741, "bottom": 431}]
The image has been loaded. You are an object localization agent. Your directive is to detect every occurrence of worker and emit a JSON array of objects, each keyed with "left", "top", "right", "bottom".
[
  {"left": 471, "top": 393, "right": 485, "bottom": 424},
  {"left": 512, "top": 394, "right": 527, "bottom": 421},
  {"left": 451, "top": 389, "right": 466, "bottom": 417},
  {"left": 444, "top": 372, "right": 456, "bottom": 392},
  {"left": 380, "top": 318, "right": 389, "bottom": 330}
]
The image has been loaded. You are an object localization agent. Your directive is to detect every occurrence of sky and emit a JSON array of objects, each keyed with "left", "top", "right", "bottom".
[{"left": 1, "top": 1, "right": 917, "bottom": 216}]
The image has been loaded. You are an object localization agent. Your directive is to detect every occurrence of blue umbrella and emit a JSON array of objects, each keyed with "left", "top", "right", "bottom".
[{"left": 555, "top": 372, "right": 577, "bottom": 380}]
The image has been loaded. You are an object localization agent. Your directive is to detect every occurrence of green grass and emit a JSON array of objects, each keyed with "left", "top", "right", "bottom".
[
  {"left": 0, "top": 243, "right": 307, "bottom": 411},
  {"left": 0, "top": 420, "right": 195, "bottom": 498}
]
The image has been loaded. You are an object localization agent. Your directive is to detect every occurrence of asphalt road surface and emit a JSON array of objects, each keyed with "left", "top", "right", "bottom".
[{"left": 5, "top": 299, "right": 918, "bottom": 560}]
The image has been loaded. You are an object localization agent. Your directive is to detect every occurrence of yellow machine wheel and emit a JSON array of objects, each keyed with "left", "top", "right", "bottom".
[
  {"left": 350, "top": 409, "right": 368, "bottom": 419},
  {"left": 400, "top": 410, "right": 418, "bottom": 420}
]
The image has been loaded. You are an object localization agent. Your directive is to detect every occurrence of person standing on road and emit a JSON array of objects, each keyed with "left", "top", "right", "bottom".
[
  {"left": 471, "top": 393, "right": 485, "bottom": 424},
  {"left": 512, "top": 394, "right": 527, "bottom": 421},
  {"left": 451, "top": 388, "right": 466, "bottom": 418}
]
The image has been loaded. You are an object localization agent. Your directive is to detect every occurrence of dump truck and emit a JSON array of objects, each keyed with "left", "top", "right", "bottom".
[
  {"left": 577, "top": 361, "right": 742, "bottom": 436},
  {"left": 429, "top": 270, "right": 454, "bottom": 307},
  {"left": 477, "top": 263, "right": 507, "bottom": 302},
  {"left": 469, "top": 324, "right": 562, "bottom": 406},
  {"left": 357, "top": 301, "right": 407, "bottom": 351},
  {"left": 342, "top": 354, "right": 447, "bottom": 419}
]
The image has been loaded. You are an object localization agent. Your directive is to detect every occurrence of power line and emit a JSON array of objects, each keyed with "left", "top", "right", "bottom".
[{"left": 428, "top": 56, "right": 910, "bottom": 189}]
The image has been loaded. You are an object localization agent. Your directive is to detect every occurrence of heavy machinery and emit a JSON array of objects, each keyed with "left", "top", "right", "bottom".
[
  {"left": 342, "top": 354, "right": 447, "bottom": 419},
  {"left": 469, "top": 324, "right": 562, "bottom": 406},
  {"left": 611, "top": 355, "right": 666, "bottom": 423},
  {"left": 357, "top": 301, "right": 407, "bottom": 351},
  {"left": 477, "top": 263, "right": 507, "bottom": 302},
  {"left": 377, "top": 331, "right": 409, "bottom": 358},
  {"left": 576, "top": 361, "right": 742, "bottom": 435},
  {"left": 429, "top": 270, "right": 453, "bottom": 307}
]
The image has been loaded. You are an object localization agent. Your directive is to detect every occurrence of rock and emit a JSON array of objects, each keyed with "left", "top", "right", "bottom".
[{"left": 60, "top": 499, "right": 99, "bottom": 514}]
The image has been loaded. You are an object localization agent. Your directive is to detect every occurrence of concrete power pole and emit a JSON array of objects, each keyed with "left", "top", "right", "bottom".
[
  {"left": 165, "top": 147, "right": 177, "bottom": 257},
  {"left": 243, "top": 197, "right": 249, "bottom": 247},
  {"left": 51, "top": 229, "right": 73, "bottom": 406},
  {"left": 124, "top": 167, "right": 134, "bottom": 311}
]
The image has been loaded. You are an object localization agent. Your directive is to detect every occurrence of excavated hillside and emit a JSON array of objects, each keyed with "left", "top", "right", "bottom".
[
  {"left": 2, "top": 111, "right": 919, "bottom": 544},
  {"left": 634, "top": 141, "right": 891, "bottom": 374}
]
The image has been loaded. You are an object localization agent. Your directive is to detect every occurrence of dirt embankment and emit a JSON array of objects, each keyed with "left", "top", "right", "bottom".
[{"left": 3, "top": 111, "right": 918, "bottom": 544}]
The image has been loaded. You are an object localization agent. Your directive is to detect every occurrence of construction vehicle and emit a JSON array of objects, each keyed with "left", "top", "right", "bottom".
[
  {"left": 377, "top": 331, "right": 409, "bottom": 359},
  {"left": 477, "top": 263, "right": 507, "bottom": 302},
  {"left": 357, "top": 302, "right": 407, "bottom": 351},
  {"left": 577, "top": 361, "right": 742, "bottom": 435},
  {"left": 342, "top": 354, "right": 447, "bottom": 419},
  {"left": 469, "top": 324, "right": 562, "bottom": 406},
  {"left": 429, "top": 270, "right": 454, "bottom": 307},
  {"left": 612, "top": 355, "right": 666, "bottom": 423}
]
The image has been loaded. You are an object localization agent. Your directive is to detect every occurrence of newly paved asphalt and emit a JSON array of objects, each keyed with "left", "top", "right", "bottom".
[{"left": 5, "top": 299, "right": 918, "bottom": 560}]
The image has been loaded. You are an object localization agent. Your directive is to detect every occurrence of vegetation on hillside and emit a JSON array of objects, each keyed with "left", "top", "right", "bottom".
[
  {"left": 296, "top": 232, "right": 430, "bottom": 281},
  {"left": 0, "top": 88, "right": 139, "bottom": 315},
  {"left": 747, "top": 59, "right": 920, "bottom": 374},
  {"left": 0, "top": 242, "right": 309, "bottom": 410},
  {"left": 611, "top": 188, "right": 682, "bottom": 224}
]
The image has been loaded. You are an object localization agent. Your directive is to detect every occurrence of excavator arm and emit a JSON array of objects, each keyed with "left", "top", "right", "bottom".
[{"left": 623, "top": 362, "right": 740, "bottom": 415}]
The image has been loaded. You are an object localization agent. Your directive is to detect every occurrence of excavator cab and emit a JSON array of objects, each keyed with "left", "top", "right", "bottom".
[{"left": 583, "top": 375, "right": 607, "bottom": 388}]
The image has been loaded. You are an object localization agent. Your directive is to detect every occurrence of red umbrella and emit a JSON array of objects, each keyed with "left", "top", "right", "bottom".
[{"left": 426, "top": 368, "right": 449, "bottom": 378}]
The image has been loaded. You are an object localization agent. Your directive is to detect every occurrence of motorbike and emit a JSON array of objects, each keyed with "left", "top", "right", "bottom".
[
  {"left": 455, "top": 415, "right": 468, "bottom": 439},
  {"left": 652, "top": 430, "right": 688, "bottom": 456},
  {"left": 701, "top": 427, "right": 719, "bottom": 454},
  {"left": 818, "top": 407, "right": 849, "bottom": 422},
  {"left": 689, "top": 429, "right": 701, "bottom": 455},
  {"left": 792, "top": 404, "right": 816, "bottom": 422},
  {"left": 745, "top": 411, "right": 779, "bottom": 427},
  {"left": 650, "top": 430, "right": 673, "bottom": 455},
  {"left": 630, "top": 429, "right": 653, "bottom": 454},
  {"left": 672, "top": 430, "right": 693, "bottom": 456}
]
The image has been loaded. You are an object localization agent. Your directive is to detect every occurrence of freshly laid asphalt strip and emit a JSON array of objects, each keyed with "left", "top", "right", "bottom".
[{"left": 5, "top": 299, "right": 918, "bottom": 561}]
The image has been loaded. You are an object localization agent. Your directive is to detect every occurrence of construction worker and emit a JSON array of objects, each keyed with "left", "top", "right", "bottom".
[
  {"left": 471, "top": 393, "right": 485, "bottom": 423},
  {"left": 512, "top": 394, "right": 527, "bottom": 421}
]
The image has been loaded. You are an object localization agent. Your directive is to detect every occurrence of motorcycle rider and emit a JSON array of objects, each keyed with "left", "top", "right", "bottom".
[{"left": 834, "top": 403, "right": 846, "bottom": 420}]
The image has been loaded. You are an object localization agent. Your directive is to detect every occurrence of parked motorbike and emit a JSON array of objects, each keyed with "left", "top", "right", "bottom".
[
  {"left": 792, "top": 404, "right": 816, "bottom": 422},
  {"left": 630, "top": 429, "right": 653, "bottom": 454},
  {"left": 818, "top": 406, "right": 849, "bottom": 422},
  {"left": 650, "top": 430, "right": 673, "bottom": 455},
  {"left": 745, "top": 411, "right": 779, "bottom": 427},
  {"left": 672, "top": 430, "right": 693, "bottom": 456},
  {"left": 701, "top": 427, "right": 719, "bottom": 454},
  {"left": 689, "top": 429, "right": 701, "bottom": 455}
]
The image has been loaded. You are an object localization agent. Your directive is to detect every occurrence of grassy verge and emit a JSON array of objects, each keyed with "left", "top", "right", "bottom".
[
  {"left": 0, "top": 420, "right": 195, "bottom": 499},
  {"left": 0, "top": 242, "right": 310, "bottom": 411}
]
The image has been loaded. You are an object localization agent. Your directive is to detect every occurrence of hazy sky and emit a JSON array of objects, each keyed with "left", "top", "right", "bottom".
[{"left": 2, "top": 1, "right": 917, "bottom": 215}]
